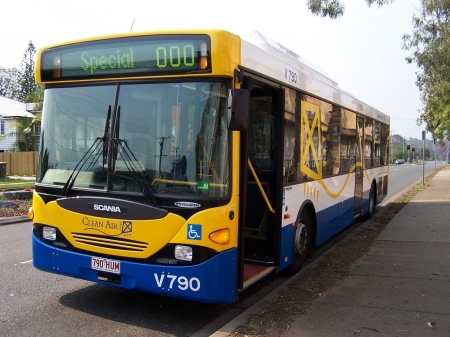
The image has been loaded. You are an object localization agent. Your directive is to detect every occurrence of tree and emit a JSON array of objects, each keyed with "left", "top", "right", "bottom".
[
  {"left": 391, "top": 134, "right": 405, "bottom": 161},
  {"left": 403, "top": 0, "right": 450, "bottom": 143},
  {"left": 0, "top": 41, "right": 40, "bottom": 103},
  {"left": 25, "top": 86, "right": 43, "bottom": 104},
  {"left": 0, "top": 67, "right": 21, "bottom": 100},
  {"left": 423, "top": 147, "right": 432, "bottom": 159},
  {"left": 16, "top": 86, "right": 43, "bottom": 151},
  {"left": 25, "top": 85, "right": 44, "bottom": 119},
  {"left": 435, "top": 141, "right": 449, "bottom": 160},
  {"left": 307, "top": 0, "right": 394, "bottom": 19},
  {"left": 17, "top": 41, "right": 38, "bottom": 102}
]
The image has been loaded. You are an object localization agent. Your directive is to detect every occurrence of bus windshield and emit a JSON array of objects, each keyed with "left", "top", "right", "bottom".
[{"left": 37, "top": 81, "right": 230, "bottom": 198}]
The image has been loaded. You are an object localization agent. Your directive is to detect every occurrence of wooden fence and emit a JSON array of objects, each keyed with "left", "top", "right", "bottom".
[{"left": 0, "top": 151, "right": 38, "bottom": 176}]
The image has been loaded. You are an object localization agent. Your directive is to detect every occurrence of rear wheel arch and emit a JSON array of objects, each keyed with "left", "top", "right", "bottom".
[
  {"left": 301, "top": 202, "right": 317, "bottom": 252},
  {"left": 287, "top": 201, "right": 317, "bottom": 274}
]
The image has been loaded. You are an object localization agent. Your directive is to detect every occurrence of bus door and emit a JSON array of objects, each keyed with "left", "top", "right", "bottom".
[
  {"left": 239, "top": 77, "right": 284, "bottom": 289},
  {"left": 354, "top": 117, "right": 364, "bottom": 217}
]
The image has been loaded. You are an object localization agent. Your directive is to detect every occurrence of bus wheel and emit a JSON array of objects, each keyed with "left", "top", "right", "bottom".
[
  {"left": 364, "top": 185, "right": 376, "bottom": 220},
  {"left": 288, "top": 209, "right": 312, "bottom": 274}
]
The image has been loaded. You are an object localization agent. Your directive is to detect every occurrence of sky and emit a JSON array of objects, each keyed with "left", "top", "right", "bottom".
[{"left": 1, "top": 0, "right": 424, "bottom": 140}]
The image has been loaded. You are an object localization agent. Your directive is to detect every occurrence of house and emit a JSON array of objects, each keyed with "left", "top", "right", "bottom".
[{"left": 0, "top": 96, "right": 37, "bottom": 152}]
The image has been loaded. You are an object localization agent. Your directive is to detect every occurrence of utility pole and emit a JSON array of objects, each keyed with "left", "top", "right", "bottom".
[
  {"left": 434, "top": 138, "right": 436, "bottom": 170},
  {"left": 422, "top": 131, "right": 425, "bottom": 185},
  {"left": 447, "top": 138, "right": 449, "bottom": 165},
  {"left": 403, "top": 138, "right": 405, "bottom": 160},
  {"left": 156, "top": 136, "right": 170, "bottom": 178},
  {"left": 407, "top": 143, "right": 411, "bottom": 163}
]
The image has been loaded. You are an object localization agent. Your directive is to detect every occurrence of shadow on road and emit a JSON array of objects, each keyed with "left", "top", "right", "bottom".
[{"left": 59, "top": 284, "right": 228, "bottom": 335}]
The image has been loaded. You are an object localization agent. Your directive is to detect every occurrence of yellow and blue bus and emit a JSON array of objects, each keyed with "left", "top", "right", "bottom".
[{"left": 31, "top": 29, "right": 389, "bottom": 304}]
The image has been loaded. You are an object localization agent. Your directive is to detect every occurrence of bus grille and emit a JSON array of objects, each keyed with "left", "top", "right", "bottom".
[{"left": 71, "top": 232, "right": 148, "bottom": 251}]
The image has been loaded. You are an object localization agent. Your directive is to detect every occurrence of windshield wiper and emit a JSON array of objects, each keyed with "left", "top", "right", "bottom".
[
  {"left": 61, "top": 137, "right": 103, "bottom": 196},
  {"left": 102, "top": 105, "right": 112, "bottom": 173},
  {"left": 61, "top": 105, "right": 112, "bottom": 196},
  {"left": 112, "top": 138, "right": 159, "bottom": 205}
]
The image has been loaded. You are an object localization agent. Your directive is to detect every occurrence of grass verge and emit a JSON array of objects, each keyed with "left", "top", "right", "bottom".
[
  {"left": 0, "top": 183, "right": 34, "bottom": 190},
  {"left": 0, "top": 177, "right": 35, "bottom": 190},
  {"left": 232, "top": 167, "right": 444, "bottom": 337}
]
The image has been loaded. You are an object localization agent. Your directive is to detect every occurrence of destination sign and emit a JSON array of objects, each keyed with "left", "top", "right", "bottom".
[{"left": 40, "top": 35, "right": 211, "bottom": 81}]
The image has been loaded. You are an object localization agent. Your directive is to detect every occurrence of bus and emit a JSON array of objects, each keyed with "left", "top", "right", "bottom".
[{"left": 31, "top": 29, "right": 389, "bottom": 304}]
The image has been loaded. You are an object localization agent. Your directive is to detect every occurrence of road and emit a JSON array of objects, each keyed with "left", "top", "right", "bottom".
[
  {"left": 388, "top": 161, "right": 440, "bottom": 198},
  {"left": 0, "top": 163, "right": 443, "bottom": 337}
]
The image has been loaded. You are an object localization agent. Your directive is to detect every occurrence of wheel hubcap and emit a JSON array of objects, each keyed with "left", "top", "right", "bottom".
[{"left": 294, "top": 220, "right": 308, "bottom": 256}]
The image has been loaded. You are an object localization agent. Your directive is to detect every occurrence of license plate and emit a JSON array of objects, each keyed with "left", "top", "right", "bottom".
[{"left": 91, "top": 256, "right": 121, "bottom": 274}]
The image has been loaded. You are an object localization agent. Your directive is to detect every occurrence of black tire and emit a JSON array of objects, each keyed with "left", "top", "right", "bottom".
[
  {"left": 363, "top": 184, "right": 376, "bottom": 220},
  {"left": 287, "top": 208, "right": 313, "bottom": 274}
]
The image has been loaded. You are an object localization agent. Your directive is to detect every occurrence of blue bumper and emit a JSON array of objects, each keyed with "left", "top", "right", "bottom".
[{"left": 32, "top": 231, "right": 237, "bottom": 304}]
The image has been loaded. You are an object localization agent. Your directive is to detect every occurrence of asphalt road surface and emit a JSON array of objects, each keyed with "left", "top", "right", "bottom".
[{"left": 388, "top": 161, "right": 439, "bottom": 197}]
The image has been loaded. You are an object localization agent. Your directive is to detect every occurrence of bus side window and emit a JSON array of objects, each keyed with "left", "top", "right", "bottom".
[
  {"left": 340, "top": 109, "right": 357, "bottom": 174},
  {"left": 323, "top": 104, "right": 342, "bottom": 177}
]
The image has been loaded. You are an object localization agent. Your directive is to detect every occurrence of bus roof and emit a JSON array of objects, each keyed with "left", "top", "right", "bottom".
[{"left": 241, "top": 31, "right": 389, "bottom": 124}]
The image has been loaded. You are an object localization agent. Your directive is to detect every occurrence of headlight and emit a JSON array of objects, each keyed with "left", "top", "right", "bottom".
[
  {"left": 43, "top": 226, "right": 56, "bottom": 240},
  {"left": 174, "top": 245, "right": 192, "bottom": 261}
]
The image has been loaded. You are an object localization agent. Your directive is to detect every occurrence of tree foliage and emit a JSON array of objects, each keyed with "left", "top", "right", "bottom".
[
  {"left": 307, "top": 0, "right": 394, "bottom": 19},
  {"left": 18, "top": 41, "right": 38, "bottom": 102},
  {"left": 0, "top": 67, "right": 21, "bottom": 100},
  {"left": 403, "top": 0, "right": 450, "bottom": 143},
  {"left": 435, "top": 140, "right": 449, "bottom": 158},
  {"left": 0, "top": 41, "right": 40, "bottom": 103},
  {"left": 25, "top": 85, "right": 44, "bottom": 116}
]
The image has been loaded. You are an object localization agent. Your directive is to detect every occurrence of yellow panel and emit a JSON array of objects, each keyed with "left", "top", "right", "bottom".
[
  {"left": 34, "top": 195, "right": 240, "bottom": 258},
  {"left": 45, "top": 200, "right": 186, "bottom": 259},
  {"left": 170, "top": 203, "right": 238, "bottom": 251},
  {"left": 31, "top": 192, "right": 55, "bottom": 226}
]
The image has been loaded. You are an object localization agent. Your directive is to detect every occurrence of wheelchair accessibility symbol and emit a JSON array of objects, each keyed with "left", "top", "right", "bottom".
[{"left": 187, "top": 224, "right": 202, "bottom": 240}]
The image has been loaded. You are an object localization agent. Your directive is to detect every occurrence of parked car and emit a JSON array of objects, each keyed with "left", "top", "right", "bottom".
[{"left": 395, "top": 159, "right": 405, "bottom": 164}]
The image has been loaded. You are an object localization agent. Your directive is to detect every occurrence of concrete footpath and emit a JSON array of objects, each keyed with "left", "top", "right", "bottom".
[{"left": 214, "top": 166, "right": 450, "bottom": 336}]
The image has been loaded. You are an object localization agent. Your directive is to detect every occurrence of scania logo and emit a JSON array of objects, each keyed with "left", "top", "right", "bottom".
[
  {"left": 89, "top": 203, "right": 127, "bottom": 213},
  {"left": 174, "top": 201, "right": 201, "bottom": 208}
]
